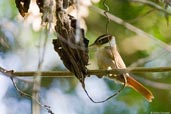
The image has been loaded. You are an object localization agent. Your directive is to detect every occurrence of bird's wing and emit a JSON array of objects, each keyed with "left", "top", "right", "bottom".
[{"left": 104, "top": 46, "right": 126, "bottom": 69}]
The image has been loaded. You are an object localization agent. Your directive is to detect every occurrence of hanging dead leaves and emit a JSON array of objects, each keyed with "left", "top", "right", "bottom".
[
  {"left": 53, "top": 14, "right": 89, "bottom": 85},
  {"left": 15, "top": 0, "right": 31, "bottom": 17},
  {"left": 15, "top": 0, "right": 90, "bottom": 92},
  {"left": 36, "top": 0, "right": 44, "bottom": 13},
  {"left": 15, "top": 0, "right": 44, "bottom": 17}
]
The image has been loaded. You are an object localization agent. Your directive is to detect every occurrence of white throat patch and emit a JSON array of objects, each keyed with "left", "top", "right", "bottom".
[{"left": 109, "top": 36, "right": 116, "bottom": 47}]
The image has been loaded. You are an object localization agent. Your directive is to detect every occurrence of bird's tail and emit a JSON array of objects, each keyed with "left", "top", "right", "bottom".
[{"left": 126, "top": 75, "right": 154, "bottom": 102}]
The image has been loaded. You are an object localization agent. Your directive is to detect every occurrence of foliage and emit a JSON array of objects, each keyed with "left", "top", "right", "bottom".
[{"left": 0, "top": 0, "right": 171, "bottom": 114}]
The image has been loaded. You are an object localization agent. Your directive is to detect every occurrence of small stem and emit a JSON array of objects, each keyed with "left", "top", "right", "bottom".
[
  {"left": 0, "top": 66, "right": 54, "bottom": 114},
  {"left": 7, "top": 67, "right": 171, "bottom": 77},
  {"left": 129, "top": 0, "right": 171, "bottom": 15}
]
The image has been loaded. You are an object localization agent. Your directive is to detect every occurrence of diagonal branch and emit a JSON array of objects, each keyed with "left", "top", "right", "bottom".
[
  {"left": 129, "top": 0, "right": 171, "bottom": 15},
  {"left": 136, "top": 76, "right": 171, "bottom": 90}
]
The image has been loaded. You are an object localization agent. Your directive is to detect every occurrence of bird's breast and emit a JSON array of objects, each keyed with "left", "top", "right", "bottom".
[{"left": 96, "top": 48, "right": 117, "bottom": 69}]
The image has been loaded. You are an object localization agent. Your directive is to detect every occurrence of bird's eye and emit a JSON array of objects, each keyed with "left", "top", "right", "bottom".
[{"left": 98, "top": 39, "right": 103, "bottom": 44}]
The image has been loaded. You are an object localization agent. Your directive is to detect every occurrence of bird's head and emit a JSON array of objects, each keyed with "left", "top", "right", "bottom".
[{"left": 89, "top": 34, "right": 116, "bottom": 47}]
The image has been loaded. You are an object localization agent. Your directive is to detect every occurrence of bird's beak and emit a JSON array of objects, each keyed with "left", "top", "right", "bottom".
[{"left": 89, "top": 43, "right": 95, "bottom": 47}]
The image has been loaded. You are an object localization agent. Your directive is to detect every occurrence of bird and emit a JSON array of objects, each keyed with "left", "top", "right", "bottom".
[{"left": 90, "top": 34, "right": 154, "bottom": 102}]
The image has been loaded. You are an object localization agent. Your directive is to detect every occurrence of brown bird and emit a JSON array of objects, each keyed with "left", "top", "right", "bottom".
[{"left": 90, "top": 34, "right": 154, "bottom": 102}]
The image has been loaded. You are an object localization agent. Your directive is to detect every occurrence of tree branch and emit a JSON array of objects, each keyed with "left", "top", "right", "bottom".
[
  {"left": 1, "top": 66, "right": 171, "bottom": 78},
  {"left": 129, "top": 0, "right": 171, "bottom": 15},
  {"left": 136, "top": 76, "right": 171, "bottom": 90}
]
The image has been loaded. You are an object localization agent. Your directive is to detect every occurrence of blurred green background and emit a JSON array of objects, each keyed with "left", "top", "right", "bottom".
[{"left": 0, "top": 0, "right": 171, "bottom": 114}]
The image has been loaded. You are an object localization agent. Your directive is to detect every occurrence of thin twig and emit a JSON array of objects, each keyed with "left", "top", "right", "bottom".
[
  {"left": 0, "top": 67, "right": 54, "bottom": 114},
  {"left": 11, "top": 78, "right": 54, "bottom": 114},
  {"left": 103, "top": 0, "right": 110, "bottom": 34},
  {"left": 129, "top": 0, "right": 171, "bottom": 15},
  {"left": 129, "top": 9, "right": 156, "bottom": 22},
  {"left": 129, "top": 48, "right": 169, "bottom": 67},
  {"left": 136, "top": 76, "right": 171, "bottom": 90}
]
